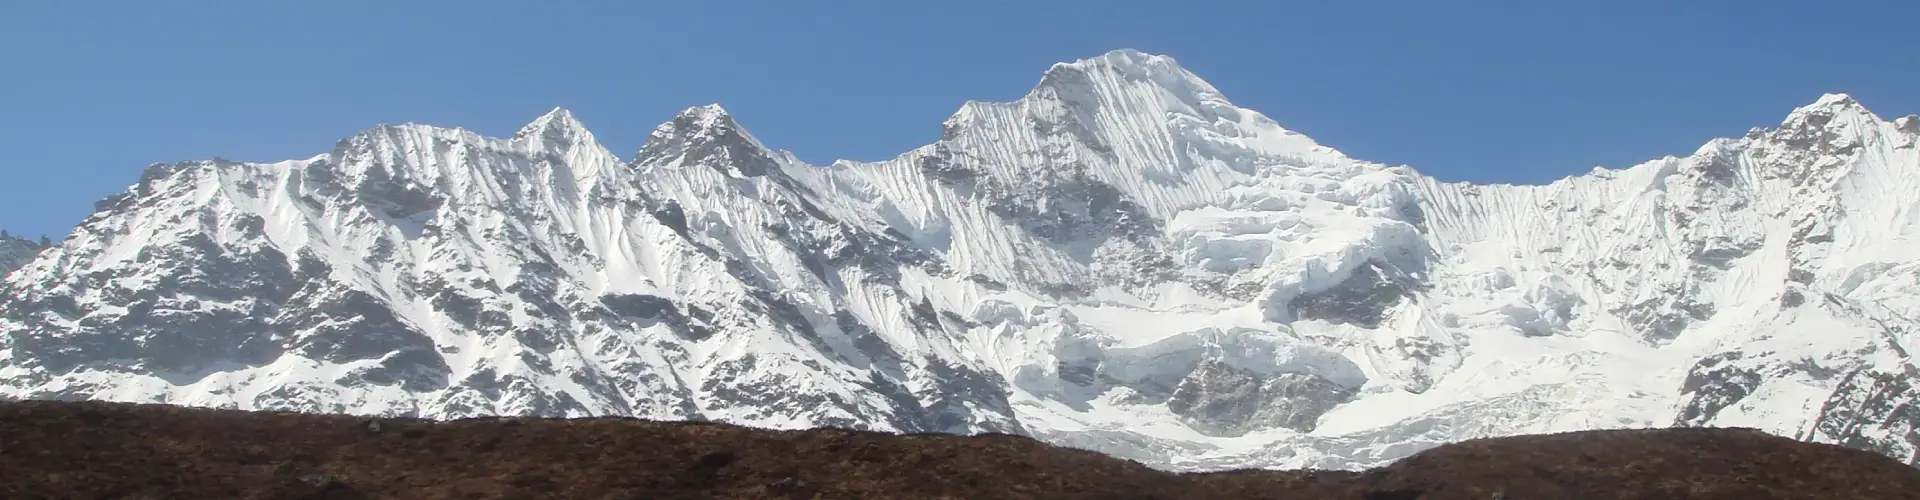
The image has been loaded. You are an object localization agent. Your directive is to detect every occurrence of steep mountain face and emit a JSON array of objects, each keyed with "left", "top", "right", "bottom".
[
  {"left": 2, "top": 49, "right": 1917, "bottom": 471},
  {"left": 0, "top": 232, "right": 47, "bottom": 277}
]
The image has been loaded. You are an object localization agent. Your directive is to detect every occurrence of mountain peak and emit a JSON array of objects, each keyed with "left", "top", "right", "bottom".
[
  {"left": 12, "top": 48, "right": 1920, "bottom": 477},
  {"left": 1032, "top": 49, "right": 1222, "bottom": 101},
  {"left": 539, "top": 105, "right": 577, "bottom": 120},
  {"left": 933, "top": 49, "right": 1346, "bottom": 174},
  {"left": 634, "top": 104, "right": 779, "bottom": 176},
  {"left": 679, "top": 103, "right": 732, "bottom": 125},
  {"left": 1782, "top": 93, "right": 1870, "bottom": 123},
  {"left": 512, "top": 106, "right": 596, "bottom": 149},
  {"left": 518, "top": 107, "right": 582, "bottom": 131},
  {"left": 1771, "top": 92, "right": 1887, "bottom": 143},
  {"left": 642, "top": 104, "right": 747, "bottom": 145},
  {"left": 1046, "top": 48, "right": 1174, "bottom": 74},
  {"left": 1806, "top": 92, "right": 1859, "bottom": 109}
]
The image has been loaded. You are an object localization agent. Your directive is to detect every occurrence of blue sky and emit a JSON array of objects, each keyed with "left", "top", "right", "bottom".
[{"left": 3, "top": 0, "right": 1915, "bottom": 239}]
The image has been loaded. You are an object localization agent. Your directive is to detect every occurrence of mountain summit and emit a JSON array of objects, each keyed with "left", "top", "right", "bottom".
[{"left": 3, "top": 50, "right": 1918, "bottom": 471}]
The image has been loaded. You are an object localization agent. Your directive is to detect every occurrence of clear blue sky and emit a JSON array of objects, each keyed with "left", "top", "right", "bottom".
[{"left": 3, "top": 0, "right": 1915, "bottom": 240}]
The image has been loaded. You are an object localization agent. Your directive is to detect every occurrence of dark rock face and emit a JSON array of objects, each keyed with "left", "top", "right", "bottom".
[
  {"left": 1, "top": 214, "right": 458, "bottom": 397},
  {"left": 982, "top": 172, "right": 1162, "bottom": 250},
  {"left": 278, "top": 286, "right": 438, "bottom": 365},
  {"left": 920, "top": 135, "right": 1163, "bottom": 263},
  {"left": 699, "top": 354, "right": 866, "bottom": 430},
  {"left": 634, "top": 108, "right": 782, "bottom": 178},
  {"left": 1166, "top": 361, "right": 1355, "bottom": 436},
  {"left": 914, "top": 131, "right": 1172, "bottom": 293},
  {"left": 1776, "top": 100, "right": 1867, "bottom": 158},
  {"left": 650, "top": 200, "right": 691, "bottom": 237},
  {"left": 599, "top": 293, "right": 674, "bottom": 320},
  {"left": 0, "top": 232, "right": 311, "bottom": 378},
  {"left": 1690, "top": 238, "right": 1762, "bottom": 271},
  {"left": 1289, "top": 260, "right": 1421, "bottom": 328},
  {"left": 0, "top": 232, "right": 47, "bottom": 277},
  {"left": 918, "top": 148, "right": 979, "bottom": 186},
  {"left": 353, "top": 162, "right": 442, "bottom": 219},
  {"left": 1674, "top": 352, "right": 1763, "bottom": 426},
  {"left": 1614, "top": 291, "right": 1717, "bottom": 342},
  {"left": 349, "top": 348, "right": 453, "bottom": 393},
  {"left": 1809, "top": 366, "right": 1920, "bottom": 466},
  {"left": 1896, "top": 115, "right": 1920, "bottom": 134},
  {"left": 916, "top": 358, "right": 1024, "bottom": 435}
]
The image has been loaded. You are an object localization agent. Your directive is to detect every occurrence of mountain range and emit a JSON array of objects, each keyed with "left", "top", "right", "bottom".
[{"left": 2, "top": 49, "right": 1917, "bottom": 471}]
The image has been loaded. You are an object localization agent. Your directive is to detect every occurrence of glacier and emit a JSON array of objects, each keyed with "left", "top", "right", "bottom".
[{"left": 3, "top": 49, "right": 1918, "bottom": 471}]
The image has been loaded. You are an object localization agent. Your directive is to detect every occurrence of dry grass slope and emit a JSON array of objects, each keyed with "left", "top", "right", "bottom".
[{"left": 1, "top": 401, "right": 1916, "bottom": 499}]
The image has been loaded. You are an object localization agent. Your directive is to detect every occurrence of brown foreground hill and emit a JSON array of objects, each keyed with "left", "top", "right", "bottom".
[{"left": 1, "top": 401, "right": 1916, "bottom": 499}]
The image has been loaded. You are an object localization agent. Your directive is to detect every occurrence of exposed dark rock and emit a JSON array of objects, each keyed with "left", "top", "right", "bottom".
[
  {"left": 1674, "top": 352, "right": 1762, "bottom": 426},
  {"left": 348, "top": 348, "right": 452, "bottom": 393},
  {"left": 1289, "top": 260, "right": 1421, "bottom": 329},
  {"left": 1166, "top": 361, "right": 1355, "bottom": 436},
  {"left": 0, "top": 232, "right": 50, "bottom": 277},
  {"left": 651, "top": 200, "right": 691, "bottom": 237},
  {"left": 1781, "top": 289, "right": 1807, "bottom": 308},
  {"left": 635, "top": 108, "right": 782, "bottom": 178},
  {"left": 918, "top": 358, "right": 1023, "bottom": 435},
  {"left": 599, "top": 293, "right": 674, "bottom": 320},
  {"left": 1057, "top": 361, "right": 1100, "bottom": 387},
  {"left": 699, "top": 355, "right": 866, "bottom": 430},
  {"left": 918, "top": 150, "right": 979, "bottom": 186},
  {"left": 1613, "top": 285, "right": 1716, "bottom": 342},
  {"left": 0, "top": 232, "right": 324, "bottom": 376},
  {"left": 1896, "top": 115, "right": 1920, "bottom": 134},
  {"left": 1691, "top": 239, "right": 1762, "bottom": 270},
  {"left": 1808, "top": 366, "right": 1920, "bottom": 466},
  {"left": 277, "top": 287, "right": 438, "bottom": 365},
  {"left": 964, "top": 274, "right": 1009, "bottom": 291},
  {"left": 353, "top": 164, "right": 442, "bottom": 219}
]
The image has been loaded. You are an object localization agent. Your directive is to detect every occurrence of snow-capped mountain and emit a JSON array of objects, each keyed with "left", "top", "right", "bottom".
[
  {"left": 2, "top": 49, "right": 1917, "bottom": 471},
  {"left": 0, "top": 232, "right": 48, "bottom": 278}
]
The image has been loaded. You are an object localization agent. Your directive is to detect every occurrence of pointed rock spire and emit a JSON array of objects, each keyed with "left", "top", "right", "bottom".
[
  {"left": 634, "top": 104, "right": 781, "bottom": 177},
  {"left": 644, "top": 104, "right": 747, "bottom": 144},
  {"left": 1774, "top": 93, "right": 1887, "bottom": 155},
  {"left": 1782, "top": 93, "right": 1869, "bottom": 126},
  {"left": 512, "top": 107, "right": 597, "bottom": 151}
]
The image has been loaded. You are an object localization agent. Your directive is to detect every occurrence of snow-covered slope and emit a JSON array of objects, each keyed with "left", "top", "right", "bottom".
[
  {"left": 3, "top": 49, "right": 1917, "bottom": 471},
  {"left": 0, "top": 232, "right": 46, "bottom": 277}
]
